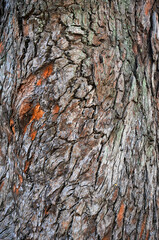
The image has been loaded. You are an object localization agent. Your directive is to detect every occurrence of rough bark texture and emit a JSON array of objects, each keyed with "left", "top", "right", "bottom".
[{"left": 0, "top": 0, "right": 159, "bottom": 239}]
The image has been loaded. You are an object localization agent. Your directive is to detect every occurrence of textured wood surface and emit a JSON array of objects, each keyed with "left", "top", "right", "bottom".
[{"left": 0, "top": 0, "right": 159, "bottom": 239}]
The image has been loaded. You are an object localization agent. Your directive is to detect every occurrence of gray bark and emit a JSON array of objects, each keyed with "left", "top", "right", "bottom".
[{"left": 0, "top": 0, "right": 159, "bottom": 239}]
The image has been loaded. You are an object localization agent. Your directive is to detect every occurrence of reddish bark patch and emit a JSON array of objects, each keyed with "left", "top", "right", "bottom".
[
  {"left": 41, "top": 64, "right": 53, "bottom": 79},
  {"left": 139, "top": 215, "right": 147, "bottom": 238},
  {"left": 117, "top": 202, "right": 125, "bottom": 227},
  {"left": 16, "top": 187, "right": 20, "bottom": 195},
  {"left": 93, "top": 35, "right": 102, "bottom": 46},
  {"left": 19, "top": 100, "right": 33, "bottom": 134},
  {"left": 17, "top": 74, "right": 37, "bottom": 105},
  {"left": 132, "top": 43, "right": 138, "bottom": 55},
  {"left": 96, "top": 176, "right": 104, "bottom": 186},
  {"left": 51, "top": 13, "right": 60, "bottom": 21},
  {"left": 10, "top": 119, "right": 14, "bottom": 126},
  {"left": 0, "top": 181, "right": 4, "bottom": 191},
  {"left": 145, "top": 1, "right": 153, "bottom": 16},
  {"left": 7, "top": 131, "right": 12, "bottom": 143},
  {"left": 37, "top": 64, "right": 53, "bottom": 85},
  {"left": 156, "top": 99, "right": 159, "bottom": 110},
  {"left": 145, "top": 230, "right": 149, "bottom": 240},
  {"left": 0, "top": 42, "right": 4, "bottom": 54},
  {"left": 111, "top": 188, "right": 118, "bottom": 202},
  {"left": 12, "top": 126, "right": 15, "bottom": 135},
  {"left": 102, "top": 234, "right": 111, "bottom": 240},
  {"left": 13, "top": 184, "right": 16, "bottom": 193},
  {"left": 44, "top": 207, "right": 49, "bottom": 216},
  {"left": 24, "top": 160, "right": 31, "bottom": 173},
  {"left": 19, "top": 175, "right": 23, "bottom": 184},
  {"left": 19, "top": 102, "right": 32, "bottom": 119},
  {"left": 52, "top": 105, "right": 60, "bottom": 115},
  {"left": 63, "top": 0, "right": 74, "bottom": 6},
  {"left": 23, "top": 104, "right": 44, "bottom": 136},
  {"left": 13, "top": 184, "right": 20, "bottom": 195},
  {"left": 52, "top": 115, "right": 58, "bottom": 122},
  {"left": 24, "top": 125, "right": 28, "bottom": 134},
  {"left": 23, "top": 20, "right": 29, "bottom": 36},
  {"left": 62, "top": 221, "right": 70, "bottom": 230},
  {"left": 30, "top": 130, "right": 37, "bottom": 140},
  {"left": 37, "top": 79, "right": 42, "bottom": 86},
  {"left": 31, "top": 104, "right": 44, "bottom": 121},
  {"left": 157, "top": 197, "right": 159, "bottom": 208},
  {"left": 10, "top": 119, "right": 15, "bottom": 134}
]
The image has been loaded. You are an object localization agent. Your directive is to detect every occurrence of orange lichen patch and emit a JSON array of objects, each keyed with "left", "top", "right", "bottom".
[
  {"left": 52, "top": 105, "right": 60, "bottom": 115},
  {"left": 24, "top": 125, "right": 28, "bottom": 134},
  {"left": 41, "top": 64, "right": 53, "bottom": 79},
  {"left": 24, "top": 161, "right": 30, "bottom": 173},
  {"left": 0, "top": 181, "right": 4, "bottom": 191},
  {"left": 117, "top": 202, "right": 125, "bottom": 227},
  {"left": 19, "top": 175, "right": 23, "bottom": 184},
  {"left": 30, "top": 104, "right": 44, "bottom": 122},
  {"left": 30, "top": 130, "right": 37, "bottom": 140},
  {"left": 23, "top": 104, "right": 44, "bottom": 135},
  {"left": 37, "top": 79, "right": 42, "bottom": 86},
  {"left": 139, "top": 215, "right": 147, "bottom": 238},
  {"left": 12, "top": 126, "right": 15, "bottom": 134},
  {"left": 0, "top": 42, "right": 4, "bottom": 54},
  {"left": 145, "top": 1, "right": 152, "bottom": 16}
]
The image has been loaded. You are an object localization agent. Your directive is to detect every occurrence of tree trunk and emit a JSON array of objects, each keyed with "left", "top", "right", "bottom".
[{"left": 0, "top": 0, "right": 159, "bottom": 239}]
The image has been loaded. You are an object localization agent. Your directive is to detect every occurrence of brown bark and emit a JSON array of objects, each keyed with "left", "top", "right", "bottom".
[{"left": 0, "top": 0, "right": 159, "bottom": 239}]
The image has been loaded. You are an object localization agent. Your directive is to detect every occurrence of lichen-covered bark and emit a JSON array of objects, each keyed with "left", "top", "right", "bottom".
[{"left": 0, "top": 0, "right": 159, "bottom": 239}]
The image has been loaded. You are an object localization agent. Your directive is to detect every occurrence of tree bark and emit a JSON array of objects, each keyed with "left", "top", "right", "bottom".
[{"left": 0, "top": 0, "right": 159, "bottom": 239}]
